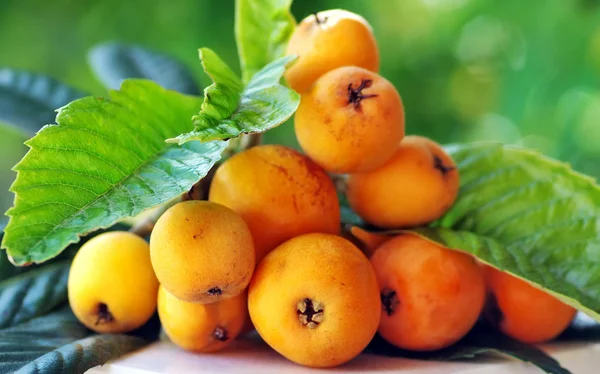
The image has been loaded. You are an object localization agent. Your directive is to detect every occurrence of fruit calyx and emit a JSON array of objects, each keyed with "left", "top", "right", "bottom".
[
  {"left": 212, "top": 326, "right": 229, "bottom": 341},
  {"left": 313, "top": 12, "right": 328, "bottom": 25},
  {"left": 207, "top": 287, "right": 223, "bottom": 296},
  {"left": 381, "top": 288, "right": 399, "bottom": 316},
  {"left": 348, "top": 79, "right": 377, "bottom": 110},
  {"left": 95, "top": 302, "right": 114, "bottom": 325},
  {"left": 433, "top": 155, "right": 455, "bottom": 175},
  {"left": 297, "top": 298, "right": 324, "bottom": 329}
]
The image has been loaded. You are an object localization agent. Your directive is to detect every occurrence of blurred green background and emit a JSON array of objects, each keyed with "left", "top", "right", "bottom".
[{"left": 1, "top": 0, "right": 599, "bottom": 223}]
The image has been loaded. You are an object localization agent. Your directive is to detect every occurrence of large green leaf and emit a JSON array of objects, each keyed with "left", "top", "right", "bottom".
[
  {"left": 0, "top": 261, "right": 69, "bottom": 328},
  {"left": 0, "top": 308, "right": 89, "bottom": 373},
  {"left": 1, "top": 79, "right": 227, "bottom": 265},
  {"left": 88, "top": 42, "right": 200, "bottom": 95},
  {"left": 0, "top": 69, "right": 86, "bottom": 133},
  {"left": 431, "top": 143, "right": 600, "bottom": 318},
  {"left": 0, "top": 308, "right": 151, "bottom": 374},
  {"left": 235, "top": 0, "right": 296, "bottom": 84},
  {"left": 168, "top": 48, "right": 299, "bottom": 144}
]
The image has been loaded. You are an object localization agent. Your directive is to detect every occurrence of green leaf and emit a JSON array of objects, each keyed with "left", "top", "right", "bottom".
[
  {"left": 235, "top": 0, "right": 296, "bottom": 84},
  {"left": 2, "top": 79, "right": 227, "bottom": 265},
  {"left": 0, "top": 308, "right": 89, "bottom": 373},
  {"left": 168, "top": 48, "right": 299, "bottom": 144},
  {"left": 16, "top": 334, "right": 147, "bottom": 374},
  {"left": 431, "top": 143, "right": 600, "bottom": 319},
  {"left": 0, "top": 308, "right": 151, "bottom": 374},
  {"left": 88, "top": 42, "right": 200, "bottom": 95},
  {"left": 369, "top": 324, "right": 571, "bottom": 374},
  {"left": 0, "top": 69, "right": 86, "bottom": 133},
  {"left": 0, "top": 261, "right": 69, "bottom": 328}
]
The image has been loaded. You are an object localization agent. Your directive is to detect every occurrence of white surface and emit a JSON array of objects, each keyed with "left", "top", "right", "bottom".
[{"left": 87, "top": 337, "right": 600, "bottom": 373}]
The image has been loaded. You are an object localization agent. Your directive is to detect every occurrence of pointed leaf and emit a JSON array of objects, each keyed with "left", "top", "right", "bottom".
[
  {"left": 235, "top": 0, "right": 296, "bottom": 83},
  {"left": 0, "top": 69, "right": 86, "bottom": 133},
  {"left": 2, "top": 79, "right": 227, "bottom": 265},
  {"left": 88, "top": 42, "right": 200, "bottom": 95},
  {"left": 168, "top": 48, "right": 299, "bottom": 144}
]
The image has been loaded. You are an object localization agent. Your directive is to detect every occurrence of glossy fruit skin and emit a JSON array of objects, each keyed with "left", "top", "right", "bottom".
[
  {"left": 295, "top": 66, "right": 404, "bottom": 174},
  {"left": 483, "top": 266, "right": 576, "bottom": 344},
  {"left": 370, "top": 233, "right": 485, "bottom": 351},
  {"left": 209, "top": 145, "right": 340, "bottom": 262},
  {"left": 150, "top": 201, "right": 255, "bottom": 303},
  {"left": 68, "top": 231, "right": 159, "bottom": 333},
  {"left": 248, "top": 233, "right": 380, "bottom": 368},
  {"left": 284, "top": 9, "right": 379, "bottom": 93},
  {"left": 158, "top": 285, "right": 247, "bottom": 353},
  {"left": 347, "top": 135, "right": 458, "bottom": 228}
]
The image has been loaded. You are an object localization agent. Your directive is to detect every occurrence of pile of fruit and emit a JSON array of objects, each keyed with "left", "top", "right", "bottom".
[{"left": 67, "top": 9, "right": 577, "bottom": 368}]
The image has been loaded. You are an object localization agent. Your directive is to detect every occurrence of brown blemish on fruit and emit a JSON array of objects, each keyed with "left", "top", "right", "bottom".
[
  {"left": 484, "top": 292, "right": 504, "bottom": 329},
  {"left": 212, "top": 326, "right": 229, "bottom": 341},
  {"left": 192, "top": 228, "right": 204, "bottom": 240},
  {"left": 297, "top": 298, "right": 324, "bottom": 329},
  {"left": 381, "top": 288, "right": 399, "bottom": 316},
  {"left": 433, "top": 155, "right": 455, "bottom": 175},
  {"left": 347, "top": 79, "right": 377, "bottom": 110},
  {"left": 260, "top": 148, "right": 329, "bottom": 203},
  {"left": 207, "top": 287, "right": 223, "bottom": 296},
  {"left": 95, "top": 302, "right": 114, "bottom": 325}
]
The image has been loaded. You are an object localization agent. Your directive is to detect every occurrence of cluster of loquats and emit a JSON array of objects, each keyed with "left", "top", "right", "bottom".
[{"left": 65, "top": 8, "right": 577, "bottom": 369}]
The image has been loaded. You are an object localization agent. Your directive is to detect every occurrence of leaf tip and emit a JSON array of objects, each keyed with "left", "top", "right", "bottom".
[
  {"left": 6, "top": 249, "right": 32, "bottom": 267},
  {"left": 198, "top": 48, "right": 215, "bottom": 62}
]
